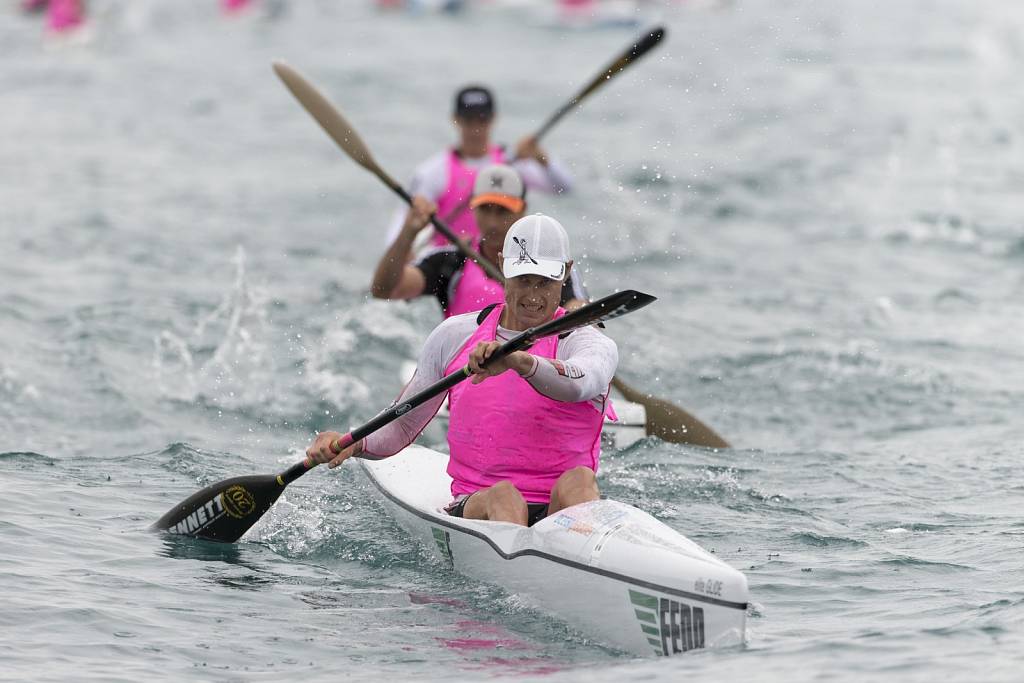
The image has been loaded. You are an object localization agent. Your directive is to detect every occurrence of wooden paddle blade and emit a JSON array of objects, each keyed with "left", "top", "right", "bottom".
[
  {"left": 152, "top": 474, "right": 286, "bottom": 542},
  {"left": 272, "top": 61, "right": 393, "bottom": 186},
  {"left": 611, "top": 376, "right": 730, "bottom": 449}
]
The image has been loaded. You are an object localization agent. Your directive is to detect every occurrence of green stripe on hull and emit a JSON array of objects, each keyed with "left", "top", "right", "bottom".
[
  {"left": 629, "top": 589, "right": 658, "bottom": 610},
  {"left": 634, "top": 609, "right": 656, "bottom": 624},
  {"left": 630, "top": 588, "right": 662, "bottom": 652},
  {"left": 430, "top": 527, "right": 453, "bottom": 565}
]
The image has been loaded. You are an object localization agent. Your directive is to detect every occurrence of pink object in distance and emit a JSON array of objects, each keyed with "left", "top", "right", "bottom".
[
  {"left": 221, "top": 0, "right": 253, "bottom": 14},
  {"left": 46, "top": 0, "right": 84, "bottom": 33}
]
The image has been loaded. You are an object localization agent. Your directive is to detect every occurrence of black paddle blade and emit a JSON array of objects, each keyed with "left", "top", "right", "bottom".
[
  {"left": 152, "top": 474, "right": 286, "bottom": 543},
  {"left": 615, "top": 26, "right": 665, "bottom": 73},
  {"left": 588, "top": 26, "right": 666, "bottom": 98},
  {"left": 635, "top": 26, "right": 666, "bottom": 56}
]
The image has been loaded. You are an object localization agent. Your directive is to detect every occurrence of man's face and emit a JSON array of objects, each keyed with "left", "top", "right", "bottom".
[
  {"left": 455, "top": 115, "right": 493, "bottom": 145},
  {"left": 474, "top": 203, "right": 522, "bottom": 249},
  {"left": 500, "top": 265, "right": 571, "bottom": 329}
]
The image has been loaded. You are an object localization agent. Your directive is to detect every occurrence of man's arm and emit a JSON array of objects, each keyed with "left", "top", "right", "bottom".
[
  {"left": 523, "top": 325, "right": 617, "bottom": 403},
  {"left": 466, "top": 325, "right": 617, "bottom": 404},
  {"left": 513, "top": 135, "right": 573, "bottom": 194},
  {"left": 360, "top": 315, "right": 476, "bottom": 457},
  {"left": 370, "top": 195, "right": 434, "bottom": 300},
  {"left": 307, "top": 314, "right": 478, "bottom": 467},
  {"left": 383, "top": 153, "right": 449, "bottom": 245}
]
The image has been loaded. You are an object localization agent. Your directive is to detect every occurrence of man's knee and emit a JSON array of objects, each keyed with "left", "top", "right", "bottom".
[
  {"left": 466, "top": 481, "right": 528, "bottom": 522},
  {"left": 556, "top": 466, "right": 597, "bottom": 489},
  {"left": 483, "top": 480, "right": 528, "bottom": 522},
  {"left": 549, "top": 467, "right": 599, "bottom": 513},
  {"left": 490, "top": 479, "right": 524, "bottom": 499},
  {"left": 488, "top": 480, "right": 527, "bottom": 509}
]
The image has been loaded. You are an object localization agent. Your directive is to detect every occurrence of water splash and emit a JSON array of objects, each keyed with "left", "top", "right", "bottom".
[
  {"left": 0, "top": 362, "right": 40, "bottom": 409},
  {"left": 302, "top": 299, "right": 424, "bottom": 415},
  {"left": 152, "top": 246, "right": 275, "bottom": 410}
]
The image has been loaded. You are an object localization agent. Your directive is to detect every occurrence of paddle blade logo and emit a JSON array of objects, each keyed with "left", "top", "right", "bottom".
[
  {"left": 593, "top": 299, "right": 646, "bottom": 324},
  {"left": 221, "top": 485, "right": 257, "bottom": 519},
  {"left": 165, "top": 496, "right": 227, "bottom": 536}
]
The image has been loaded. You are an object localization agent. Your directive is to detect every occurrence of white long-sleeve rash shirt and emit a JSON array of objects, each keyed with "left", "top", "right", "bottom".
[
  {"left": 362, "top": 311, "right": 618, "bottom": 458},
  {"left": 384, "top": 149, "right": 574, "bottom": 244}
]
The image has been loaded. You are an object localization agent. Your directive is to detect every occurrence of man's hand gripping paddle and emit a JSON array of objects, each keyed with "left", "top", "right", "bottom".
[{"left": 153, "top": 290, "right": 656, "bottom": 543}]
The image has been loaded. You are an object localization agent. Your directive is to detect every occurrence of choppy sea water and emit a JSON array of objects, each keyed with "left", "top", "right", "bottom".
[{"left": 2, "top": 1, "right": 1024, "bottom": 680}]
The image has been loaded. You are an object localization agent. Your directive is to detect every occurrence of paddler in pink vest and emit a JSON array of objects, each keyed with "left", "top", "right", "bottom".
[
  {"left": 45, "top": 0, "right": 85, "bottom": 34},
  {"left": 310, "top": 214, "right": 616, "bottom": 527},
  {"left": 383, "top": 85, "right": 573, "bottom": 249},
  {"left": 371, "top": 164, "right": 587, "bottom": 317}
]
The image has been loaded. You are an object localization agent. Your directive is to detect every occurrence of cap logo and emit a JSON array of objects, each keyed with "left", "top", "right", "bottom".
[
  {"left": 512, "top": 237, "right": 539, "bottom": 266},
  {"left": 490, "top": 175, "right": 503, "bottom": 189}
]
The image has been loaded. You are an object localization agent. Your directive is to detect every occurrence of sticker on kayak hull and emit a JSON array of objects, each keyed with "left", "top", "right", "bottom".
[
  {"left": 432, "top": 527, "right": 454, "bottom": 566},
  {"left": 629, "top": 589, "right": 705, "bottom": 656}
]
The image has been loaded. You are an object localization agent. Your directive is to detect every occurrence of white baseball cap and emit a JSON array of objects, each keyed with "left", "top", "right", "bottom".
[{"left": 501, "top": 214, "right": 571, "bottom": 281}]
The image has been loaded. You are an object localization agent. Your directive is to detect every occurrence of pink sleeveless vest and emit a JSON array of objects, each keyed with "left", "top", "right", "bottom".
[
  {"left": 444, "top": 305, "right": 606, "bottom": 503},
  {"left": 432, "top": 145, "right": 506, "bottom": 247},
  {"left": 444, "top": 256, "right": 504, "bottom": 319},
  {"left": 47, "top": 0, "right": 84, "bottom": 32}
]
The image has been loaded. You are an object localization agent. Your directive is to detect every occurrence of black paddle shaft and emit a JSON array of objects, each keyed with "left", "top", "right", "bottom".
[
  {"left": 390, "top": 183, "right": 506, "bottom": 283},
  {"left": 153, "top": 289, "right": 656, "bottom": 542}
]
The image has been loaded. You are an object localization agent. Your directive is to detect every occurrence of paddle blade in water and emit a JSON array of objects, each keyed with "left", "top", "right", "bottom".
[
  {"left": 642, "top": 394, "right": 730, "bottom": 449},
  {"left": 612, "top": 375, "right": 730, "bottom": 449},
  {"left": 152, "top": 474, "right": 286, "bottom": 542}
]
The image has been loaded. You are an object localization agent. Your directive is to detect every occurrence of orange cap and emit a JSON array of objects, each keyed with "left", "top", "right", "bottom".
[{"left": 470, "top": 193, "right": 525, "bottom": 213}]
